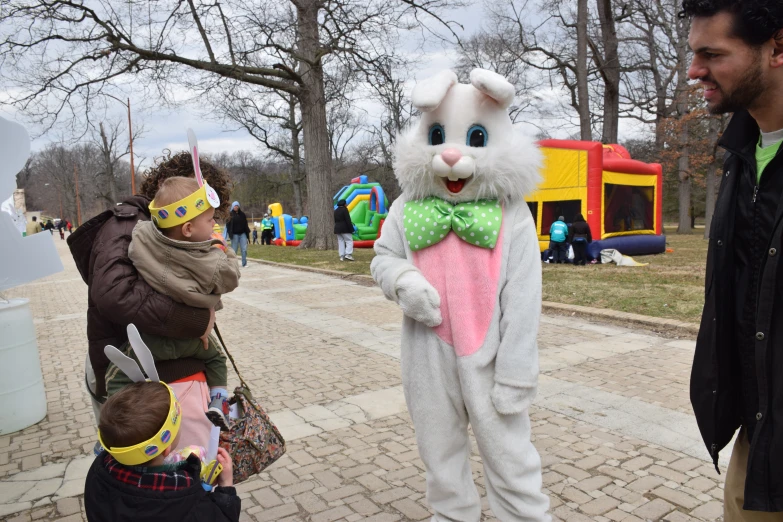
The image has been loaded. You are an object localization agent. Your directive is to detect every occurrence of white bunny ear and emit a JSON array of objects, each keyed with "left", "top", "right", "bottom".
[
  {"left": 470, "top": 69, "right": 516, "bottom": 109},
  {"left": 104, "top": 345, "right": 147, "bottom": 383},
  {"left": 126, "top": 324, "right": 160, "bottom": 382},
  {"left": 412, "top": 70, "right": 459, "bottom": 112},
  {"left": 187, "top": 128, "right": 205, "bottom": 187}
]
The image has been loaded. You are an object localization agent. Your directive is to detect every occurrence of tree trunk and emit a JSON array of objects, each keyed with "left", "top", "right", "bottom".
[
  {"left": 288, "top": 96, "right": 305, "bottom": 217},
  {"left": 292, "top": 177, "right": 304, "bottom": 217},
  {"left": 596, "top": 0, "right": 620, "bottom": 144},
  {"left": 576, "top": 0, "right": 592, "bottom": 141},
  {"left": 296, "top": 0, "right": 336, "bottom": 250},
  {"left": 99, "top": 122, "right": 118, "bottom": 205},
  {"left": 704, "top": 116, "right": 722, "bottom": 239},
  {"left": 677, "top": 125, "right": 691, "bottom": 233},
  {"left": 675, "top": 15, "right": 691, "bottom": 234}
]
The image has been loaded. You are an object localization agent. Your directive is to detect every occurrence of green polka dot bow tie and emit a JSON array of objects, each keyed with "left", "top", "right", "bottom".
[{"left": 403, "top": 197, "right": 503, "bottom": 251}]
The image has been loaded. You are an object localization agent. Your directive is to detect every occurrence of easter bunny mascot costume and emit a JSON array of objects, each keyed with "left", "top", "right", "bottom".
[{"left": 371, "top": 69, "right": 550, "bottom": 521}]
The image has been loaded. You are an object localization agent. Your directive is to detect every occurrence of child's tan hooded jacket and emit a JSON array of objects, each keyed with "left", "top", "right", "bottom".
[{"left": 128, "top": 221, "right": 240, "bottom": 310}]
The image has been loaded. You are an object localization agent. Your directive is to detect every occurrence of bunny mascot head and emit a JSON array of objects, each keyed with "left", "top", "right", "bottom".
[
  {"left": 395, "top": 69, "right": 541, "bottom": 204},
  {"left": 371, "top": 69, "right": 550, "bottom": 521}
]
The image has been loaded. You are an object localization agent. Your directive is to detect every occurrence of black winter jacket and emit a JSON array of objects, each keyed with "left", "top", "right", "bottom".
[
  {"left": 67, "top": 197, "right": 209, "bottom": 397},
  {"left": 226, "top": 210, "right": 251, "bottom": 238},
  {"left": 569, "top": 220, "right": 592, "bottom": 243},
  {"left": 84, "top": 454, "right": 241, "bottom": 522},
  {"left": 334, "top": 205, "right": 354, "bottom": 234},
  {"left": 692, "top": 110, "right": 783, "bottom": 511}
]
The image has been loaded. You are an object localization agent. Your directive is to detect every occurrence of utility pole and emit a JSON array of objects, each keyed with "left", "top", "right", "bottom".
[
  {"left": 58, "top": 191, "right": 63, "bottom": 219},
  {"left": 103, "top": 93, "right": 137, "bottom": 195},
  {"left": 128, "top": 97, "right": 136, "bottom": 195},
  {"left": 74, "top": 164, "right": 82, "bottom": 226}
]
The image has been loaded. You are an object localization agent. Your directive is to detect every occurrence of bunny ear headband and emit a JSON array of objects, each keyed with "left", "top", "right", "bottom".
[
  {"left": 98, "top": 324, "right": 182, "bottom": 466},
  {"left": 149, "top": 129, "right": 221, "bottom": 228}
]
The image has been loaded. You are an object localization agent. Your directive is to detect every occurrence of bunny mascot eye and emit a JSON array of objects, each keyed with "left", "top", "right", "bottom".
[
  {"left": 466, "top": 125, "right": 488, "bottom": 147},
  {"left": 428, "top": 124, "right": 445, "bottom": 146}
]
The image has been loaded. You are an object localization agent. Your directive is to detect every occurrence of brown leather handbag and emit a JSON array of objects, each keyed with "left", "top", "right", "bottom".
[{"left": 214, "top": 325, "right": 286, "bottom": 483}]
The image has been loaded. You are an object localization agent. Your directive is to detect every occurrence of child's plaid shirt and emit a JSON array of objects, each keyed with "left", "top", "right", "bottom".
[{"left": 102, "top": 452, "right": 197, "bottom": 492}]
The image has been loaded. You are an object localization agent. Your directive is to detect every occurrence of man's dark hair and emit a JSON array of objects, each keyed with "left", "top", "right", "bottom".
[
  {"left": 32, "top": 216, "right": 36, "bottom": 221},
  {"left": 680, "top": 0, "right": 783, "bottom": 47}
]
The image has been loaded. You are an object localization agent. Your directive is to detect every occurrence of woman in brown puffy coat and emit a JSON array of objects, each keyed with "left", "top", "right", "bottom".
[{"left": 68, "top": 152, "right": 233, "bottom": 431}]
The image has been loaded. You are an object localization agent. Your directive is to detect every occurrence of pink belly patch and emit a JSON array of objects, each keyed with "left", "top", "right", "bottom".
[{"left": 412, "top": 220, "right": 504, "bottom": 357}]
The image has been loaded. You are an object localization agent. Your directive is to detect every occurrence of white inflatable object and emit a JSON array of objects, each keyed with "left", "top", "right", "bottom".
[
  {"left": 0, "top": 299, "right": 47, "bottom": 434},
  {"left": 0, "top": 115, "right": 63, "bottom": 291}
]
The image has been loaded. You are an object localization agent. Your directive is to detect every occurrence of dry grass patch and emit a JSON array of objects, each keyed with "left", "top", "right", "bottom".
[
  {"left": 246, "top": 244, "right": 374, "bottom": 275},
  {"left": 543, "top": 229, "right": 708, "bottom": 323}
]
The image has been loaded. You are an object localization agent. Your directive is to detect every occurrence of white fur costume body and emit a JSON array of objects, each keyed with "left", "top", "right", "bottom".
[{"left": 371, "top": 70, "right": 550, "bottom": 521}]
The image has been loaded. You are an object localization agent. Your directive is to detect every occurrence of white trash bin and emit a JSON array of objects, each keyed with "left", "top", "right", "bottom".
[{"left": 0, "top": 298, "right": 47, "bottom": 434}]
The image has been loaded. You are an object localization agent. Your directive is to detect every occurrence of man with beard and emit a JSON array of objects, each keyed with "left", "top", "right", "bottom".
[{"left": 683, "top": 1, "right": 783, "bottom": 519}]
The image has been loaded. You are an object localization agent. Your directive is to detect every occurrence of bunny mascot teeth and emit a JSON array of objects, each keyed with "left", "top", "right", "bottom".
[{"left": 371, "top": 69, "right": 550, "bottom": 521}]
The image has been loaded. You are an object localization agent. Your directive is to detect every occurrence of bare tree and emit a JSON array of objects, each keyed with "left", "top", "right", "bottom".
[
  {"left": 455, "top": 32, "right": 540, "bottom": 124},
  {"left": 95, "top": 119, "right": 145, "bottom": 206},
  {"left": 622, "top": 0, "right": 685, "bottom": 148},
  {"left": 220, "top": 89, "right": 306, "bottom": 216},
  {"left": 703, "top": 115, "right": 727, "bottom": 239},
  {"left": 674, "top": 17, "right": 693, "bottom": 234},
  {"left": 363, "top": 63, "right": 413, "bottom": 201},
  {"left": 0, "top": 0, "right": 461, "bottom": 249},
  {"left": 576, "top": 0, "right": 593, "bottom": 140},
  {"left": 485, "top": 0, "right": 595, "bottom": 139},
  {"left": 25, "top": 143, "right": 111, "bottom": 221},
  {"left": 592, "top": 0, "right": 627, "bottom": 144}
]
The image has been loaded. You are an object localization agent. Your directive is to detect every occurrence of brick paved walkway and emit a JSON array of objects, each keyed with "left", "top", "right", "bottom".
[{"left": 0, "top": 239, "right": 727, "bottom": 521}]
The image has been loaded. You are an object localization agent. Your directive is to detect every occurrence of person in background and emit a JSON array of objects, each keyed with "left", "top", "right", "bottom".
[
  {"left": 57, "top": 219, "right": 65, "bottom": 240},
  {"left": 549, "top": 215, "right": 569, "bottom": 264},
  {"left": 225, "top": 201, "right": 250, "bottom": 268},
  {"left": 569, "top": 214, "right": 592, "bottom": 266},
  {"left": 67, "top": 220, "right": 73, "bottom": 234},
  {"left": 333, "top": 199, "right": 354, "bottom": 261},
  {"left": 25, "top": 215, "right": 41, "bottom": 236},
  {"left": 261, "top": 214, "right": 273, "bottom": 245},
  {"left": 45, "top": 219, "right": 54, "bottom": 235},
  {"left": 252, "top": 228, "right": 258, "bottom": 245},
  {"left": 682, "top": 0, "right": 783, "bottom": 519}
]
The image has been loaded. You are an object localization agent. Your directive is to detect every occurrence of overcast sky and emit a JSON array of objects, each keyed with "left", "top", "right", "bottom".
[{"left": 0, "top": 1, "right": 646, "bottom": 167}]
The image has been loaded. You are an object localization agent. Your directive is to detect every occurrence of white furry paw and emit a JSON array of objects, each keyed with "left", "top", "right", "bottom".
[
  {"left": 396, "top": 272, "right": 442, "bottom": 327},
  {"left": 491, "top": 383, "right": 535, "bottom": 415}
]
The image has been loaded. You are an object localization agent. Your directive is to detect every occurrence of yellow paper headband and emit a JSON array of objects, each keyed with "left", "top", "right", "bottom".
[
  {"left": 98, "top": 382, "right": 182, "bottom": 466},
  {"left": 149, "top": 182, "right": 221, "bottom": 229}
]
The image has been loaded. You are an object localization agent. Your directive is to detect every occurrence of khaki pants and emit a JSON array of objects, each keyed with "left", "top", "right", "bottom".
[{"left": 725, "top": 428, "right": 783, "bottom": 521}]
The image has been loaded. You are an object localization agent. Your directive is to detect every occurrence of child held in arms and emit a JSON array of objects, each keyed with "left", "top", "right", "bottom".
[
  {"left": 128, "top": 176, "right": 241, "bottom": 429},
  {"left": 85, "top": 381, "right": 239, "bottom": 521}
]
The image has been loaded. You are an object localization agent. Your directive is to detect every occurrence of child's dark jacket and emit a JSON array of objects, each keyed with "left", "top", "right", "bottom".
[{"left": 85, "top": 452, "right": 241, "bottom": 522}]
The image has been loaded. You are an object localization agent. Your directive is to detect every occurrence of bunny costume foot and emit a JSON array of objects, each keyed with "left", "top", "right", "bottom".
[{"left": 372, "top": 69, "right": 550, "bottom": 521}]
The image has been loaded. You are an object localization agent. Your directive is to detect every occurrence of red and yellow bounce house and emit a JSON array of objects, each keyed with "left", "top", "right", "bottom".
[{"left": 527, "top": 140, "right": 665, "bottom": 259}]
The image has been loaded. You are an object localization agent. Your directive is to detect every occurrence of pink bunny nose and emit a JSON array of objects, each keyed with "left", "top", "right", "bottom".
[{"left": 441, "top": 148, "right": 462, "bottom": 167}]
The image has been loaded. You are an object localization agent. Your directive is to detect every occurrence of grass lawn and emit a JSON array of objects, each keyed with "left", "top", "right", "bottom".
[
  {"left": 246, "top": 227, "right": 708, "bottom": 323},
  {"left": 542, "top": 229, "right": 707, "bottom": 323},
  {"left": 246, "top": 244, "right": 376, "bottom": 275}
]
